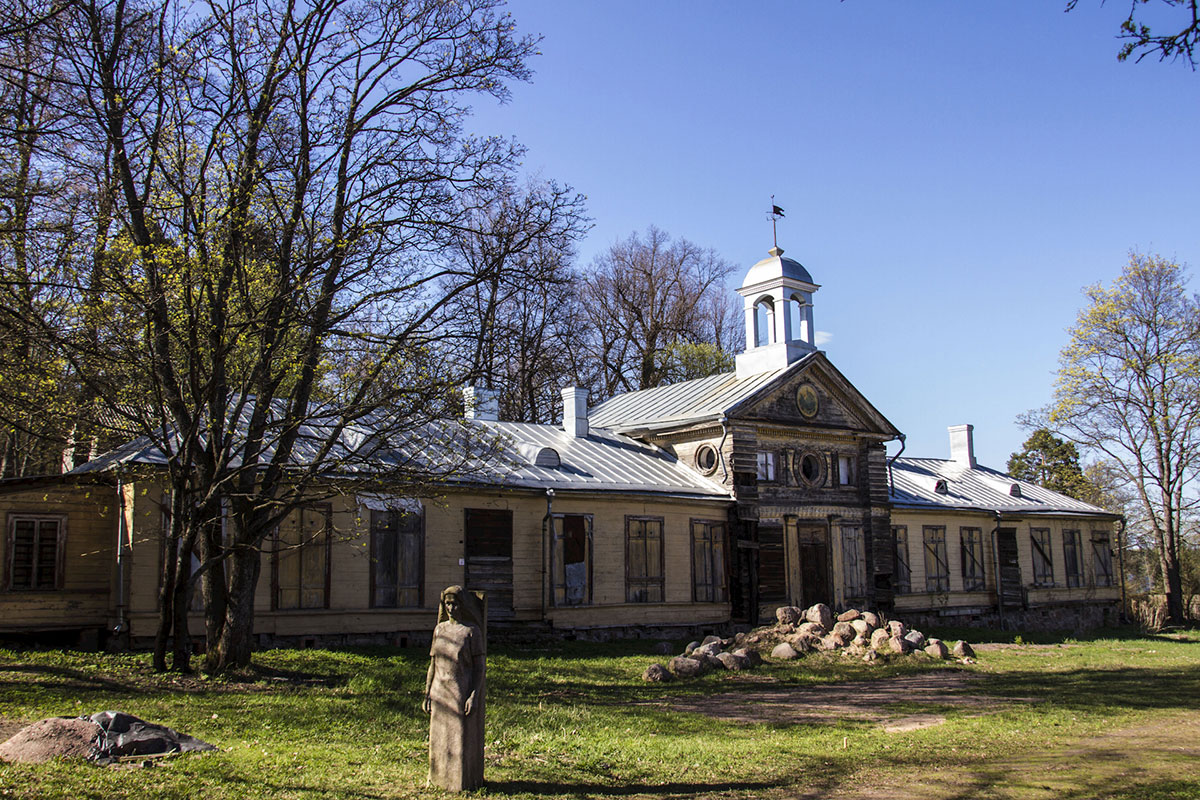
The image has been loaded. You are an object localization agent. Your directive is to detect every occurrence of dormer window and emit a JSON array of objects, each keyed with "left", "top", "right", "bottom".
[
  {"left": 934, "top": 479, "right": 949, "bottom": 494},
  {"left": 1009, "top": 483, "right": 1022, "bottom": 498}
]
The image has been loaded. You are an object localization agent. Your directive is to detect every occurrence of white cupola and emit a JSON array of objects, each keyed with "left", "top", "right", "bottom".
[{"left": 734, "top": 245, "right": 820, "bottom": 378}]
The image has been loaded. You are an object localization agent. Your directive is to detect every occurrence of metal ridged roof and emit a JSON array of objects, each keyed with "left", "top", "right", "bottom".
[
  {"left": 71, "top": 415, "right": 731, "bottom": 500},
  {"left": 889, "top": 457, "right": 1116, "bottom": 517},
  {"left": 589, "top": 355, "right": 817, "bottom": 432}
]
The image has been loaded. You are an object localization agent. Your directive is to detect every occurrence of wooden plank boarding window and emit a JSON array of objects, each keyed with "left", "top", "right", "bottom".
[
  {"left": 923, "top": 526, "right": 949, "bottom": 592},
  {"left": 1091, "top": 531, "right": 1114, "bottom": 587},
  {"left": 626, "top": 516, "right": 664, "bottom": 603},
  {"left": 960, "top": 527, "right": 986, "bottom": 591},
  {"left": 370, "top": 508, "right": 423, "bottom": 608},
  {"left": 1030, "top": 528, "right": 1054, "bottom": 587},
  {"left": 841, "top": 526, "right": 866, "bottom": 599},
  {"left": 691, "top": 519, "right": 727, "bottom": 602},
  {"left": 892, "top": 526, "right": 911, "bottom": 594},
  {"left": 273, "top": 504, "right": 332, "bottom": 610},
  {"left": 551, "top": 513, "right": 593, "bottom": 606},
  {"left": 5, "top": 514, "right": 66, "bottom": 591},
  {"left": 1062, "top": 529, "right": 1083, "bottom": 588}
]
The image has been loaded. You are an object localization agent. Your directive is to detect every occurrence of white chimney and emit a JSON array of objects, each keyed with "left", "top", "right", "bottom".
[
  {"left": 562, "top": 387, "right": 589, "bottom": 438},
  {"left": 463, "top": 385, "right": 499, "bottom": 421},
  {"left": 948, "top": 424, "right": 976, "bottom": 469}
]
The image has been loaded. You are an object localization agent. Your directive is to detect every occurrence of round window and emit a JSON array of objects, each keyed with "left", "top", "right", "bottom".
[
  {"left": 798, "top": 451, "right": 824, "bottom": 486},
  {"left": 694, "top": 444, "right": 719, "bottom": 475}
]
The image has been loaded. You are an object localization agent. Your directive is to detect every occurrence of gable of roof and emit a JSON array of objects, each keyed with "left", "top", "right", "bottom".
[
  {"left": 889, "top": 457, "right": 1117, "bottom": 518},
  {"left": 589, "top": 351, "right": 901, "bottom": 438}
]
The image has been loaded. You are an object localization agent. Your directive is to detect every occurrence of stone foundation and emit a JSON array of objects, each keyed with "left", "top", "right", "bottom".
[{"left": 902, "top": 601, "right": 1121, "bottom": 633}]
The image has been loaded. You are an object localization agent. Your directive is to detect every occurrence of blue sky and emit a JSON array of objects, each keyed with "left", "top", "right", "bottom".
[{"left": 465, "top": 1, "right": 1200, "bottom": 469}]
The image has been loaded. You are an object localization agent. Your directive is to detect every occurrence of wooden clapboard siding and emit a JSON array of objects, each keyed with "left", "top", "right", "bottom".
[{"left": 0, "top": 484, "right": 118, "bottom": 631}]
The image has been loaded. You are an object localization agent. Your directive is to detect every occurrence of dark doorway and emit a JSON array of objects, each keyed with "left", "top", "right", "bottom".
[
  {"left": 464, "top": 508, "right": 514, "bottom": 620},
  {"left": 995, "top": 528, "right": 1023, "bottom": 608},
  {"left": 798, "top": 542, "right": 832, "bottom": 608}
]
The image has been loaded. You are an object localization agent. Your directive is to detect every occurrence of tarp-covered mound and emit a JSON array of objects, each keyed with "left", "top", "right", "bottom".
[{"left": 0, "top": 710, "right": 215, "bottom": 764}]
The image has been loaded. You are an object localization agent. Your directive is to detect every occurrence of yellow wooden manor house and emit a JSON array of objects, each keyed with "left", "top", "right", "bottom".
[{"left": 0, "top": 246, "right": 1121, "bottom": 647}]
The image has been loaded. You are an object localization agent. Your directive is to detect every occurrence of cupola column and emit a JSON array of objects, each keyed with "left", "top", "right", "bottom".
[{"left": 734, "top": 245, "right": 822, "bottom": 378}]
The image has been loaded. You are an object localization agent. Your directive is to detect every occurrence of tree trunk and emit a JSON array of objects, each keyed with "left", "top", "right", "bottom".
[
  {"left": 1160, "top": 537, "right": 1184, "bottom": 626},
  {"left": 153, "top": 529, "right": 178, "bottom": 672},
  {"left": 170, "top": 539, "right": 194, "bottom": 672},
  {"left": 213, "top": 546, "right": 262, "bottom": 671},
  {"left": 201, "top": 518, "right": 229, "bottom": 673}
]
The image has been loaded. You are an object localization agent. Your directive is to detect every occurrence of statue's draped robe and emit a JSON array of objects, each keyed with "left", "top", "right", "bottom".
[{"left": 428, "top": 619, "right": 485, "bottom": 791}]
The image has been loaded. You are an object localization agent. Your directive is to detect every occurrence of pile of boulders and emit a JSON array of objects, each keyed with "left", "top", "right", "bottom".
[{"left": 643, "top": 603, "right": 976, "bottom": 682}]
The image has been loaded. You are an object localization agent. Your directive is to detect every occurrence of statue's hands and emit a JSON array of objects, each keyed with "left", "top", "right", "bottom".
[
  {"left": 464, "top": 691, "right": 476, "bottom": 716},
  {"left": 422, "top": 695, "right": 431, "bottom": 714}
]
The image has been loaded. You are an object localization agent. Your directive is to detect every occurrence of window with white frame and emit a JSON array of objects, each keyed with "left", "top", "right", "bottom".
[
  {"left": 960, "top": 527, "right": 986, "bottom": 591},
  {"left": 842, "top": 525, "right": 866, "bottom": 599},
  {"left": 892, "top": 525, "right": 911, "bottom": 594},
  {"left": 1062, "top": 529, "right": 1083, "bottom": 588},
  {"left": 923, "top": 526, "right": 949, "bottom": 592},
  {"left": 1031, "top": 528, "right": 1054, "bottom": 587}
]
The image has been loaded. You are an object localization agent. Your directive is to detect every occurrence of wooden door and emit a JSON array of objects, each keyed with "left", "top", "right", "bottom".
[
  {"left": 785, "top": 523, "right": 831, "bottom": 609},
  {"left": 995, "top": 528, "right": 1023, "bottom": 608},
  {"left": 464, "top": 508, "right": 514, "bottom": 620}
]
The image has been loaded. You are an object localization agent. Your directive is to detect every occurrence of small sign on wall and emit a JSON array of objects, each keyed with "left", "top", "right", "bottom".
[{"left": 458, "top": 558, "right": 465, "bottom": 566}]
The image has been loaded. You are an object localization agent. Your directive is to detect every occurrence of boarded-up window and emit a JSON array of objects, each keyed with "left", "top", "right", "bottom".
[
  {"left": 552, "top": 514, "right": 592, "bottom": 606},
  {"left": 1031, "top": 528, "right": 1054, "bottom": 587},
  {"left": 892, "top": 526, "right": 911, "bottom": 594},
  {"left": 626, "top": 516, "right": 664, "bottom": 603},
  {"left": 1092, "top": 531, "right": 1114, "bottom": 587},
  {"left": 923, "top": 526, "right": 949, "bottom": 592},
  {"left": 274, "top": 505, "right": 331, "bottom": 610},
  {"left": 960, "top": 527, "right": 985, "bottom": 591},
  {"left": 6, "top": 515, "right": 64, "bottom": 590},
  {"left": 842, "top": 525, "right": 866, "bottom": 598},
  {"left": 691, "top": 520, "right": 727, "bottom": 602},
  {"left": 1063, "top": 529, "right": 1083, "bottom": 588},
  {"left": 371, "top": 508, "right": 422, "bottom": 608}
]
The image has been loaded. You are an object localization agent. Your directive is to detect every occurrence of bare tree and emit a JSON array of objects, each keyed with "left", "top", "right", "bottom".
[
  {"left": 7, "top": 0, "right": 541, "bottom": 672},
  {"left": 1042, "top": 253, "right": 1200, "bottom": 625},
  {"left": 582, "top": 226, "right": 742, "bottom": 400}
]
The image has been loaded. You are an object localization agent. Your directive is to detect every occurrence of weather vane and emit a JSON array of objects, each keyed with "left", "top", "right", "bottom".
[{"left": 768, "top": 196, "right": 785, "bottom": 249}]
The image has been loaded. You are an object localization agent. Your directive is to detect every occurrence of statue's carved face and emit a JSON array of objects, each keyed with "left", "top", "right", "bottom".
[{"left": 444, "top": 594, "right": 461, "bottom": 620}]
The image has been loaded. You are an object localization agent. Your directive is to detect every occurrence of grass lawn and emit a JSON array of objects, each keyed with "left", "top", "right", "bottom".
[{"left": 0, "top": 627, "right": 1198, "bottom": 799}]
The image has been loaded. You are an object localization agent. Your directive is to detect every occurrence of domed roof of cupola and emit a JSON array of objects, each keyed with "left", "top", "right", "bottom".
[{"left": 742, "top": 246, "right": 814, "bottom": 289}]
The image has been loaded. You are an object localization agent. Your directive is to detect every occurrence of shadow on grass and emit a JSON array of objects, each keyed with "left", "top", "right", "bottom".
[
  {"left": 0, "top": 662, "right": 140, "bottom": 694},
  {"left": 975, "top": 663, "right": 1200, "bottom": 711},
  {"left": 485, "top": 777, "right": 787, "bottom": 797},
  {"left": 926, "top": 624, "right": 1200, "bottom": 646}
]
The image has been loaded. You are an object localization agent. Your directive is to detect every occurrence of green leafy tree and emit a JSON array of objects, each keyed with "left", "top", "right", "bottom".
[
  {"left": 1043, "top": 253, "right": 1200, "bottom": 626},
  {"left": 1007, "top": 429, "right": 1095, "bottom": 500}
]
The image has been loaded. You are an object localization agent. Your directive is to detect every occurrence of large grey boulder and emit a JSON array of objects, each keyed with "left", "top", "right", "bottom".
[
  {"left": 953, "top": 640, "right": 976, "bottom": 659},
  {"left": 924, "top": 640, "right": 950, "bottom": 659},
  {"left": 733, "top": 647, "right": 763, "bottom": 667},
  {"left": 701, "top": 634, "right": 723, "bottom": 647},
  {"left": 850, "top": 619, "right": 871, "bottom": 637},
  {"left": 806, "top": 603, "right": 834, "bottom": 630},
  {"left": 819, "top": 635, "right": 843, "bottom": 651},
  {"left": 643, "top": 663, "right": 674, "bottom": 682},
  {"left": 717, "top": 651, "right": 749, "bottom": 670},
  {"left": 776, "top": 606, "right": 803, "bottom": 625},
  {"left": 787, "top": 632, "right": 820, "bottom": 653},
  {"left": 887, "top": 620, "right": 907, "bottom": 638},
  {"left": 861, "top": 611, "right": 881, "bottom": 629},
  {"left": 771, "top": 642, "right": 801, "bottom": 660},
  {"left": 903, "top": 630, "right": 927, "bottom": 650},
  {"left": 831, "top": 621, "right": 857, "bottom": 644},
  {"left": 797, "top": 621, "right": 827, "bottom": 638},
  {"left": 837, "top": 609, "right": 861, "bottom": 623},
  {"left": 889, "top": 636, "right": 913, "bottom": 655},
  {"left": 869, "top": 628, "right": 891, "bottom": 651},
  {"left": 668, "top": 656, "right": 708, "bottom": 678},
  {"left": 694, "top": 640, "right": 722, "bottom": 658}
]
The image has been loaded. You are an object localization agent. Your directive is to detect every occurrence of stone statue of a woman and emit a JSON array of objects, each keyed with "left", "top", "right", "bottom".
[{"left": 423, "top": 586, "right": 486, "bottom": 792}]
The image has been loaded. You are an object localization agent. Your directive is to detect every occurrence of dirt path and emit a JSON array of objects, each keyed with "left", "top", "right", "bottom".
[{"left": 789, "top": 710, "right": 1200, "bottom": 800}]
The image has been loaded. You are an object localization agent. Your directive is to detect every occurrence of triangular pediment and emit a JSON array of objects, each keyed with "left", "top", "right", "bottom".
[{"left": 727, "top": 353, "right": 900, "bottom": 437}]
